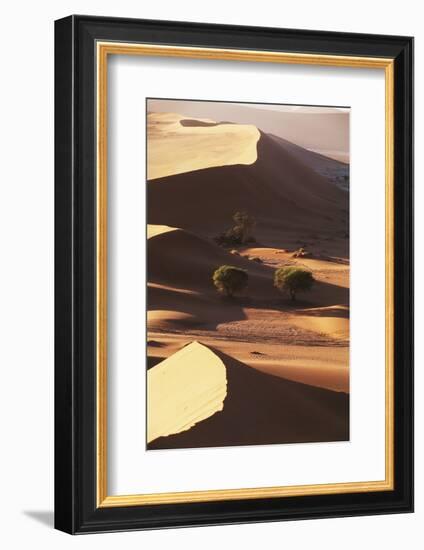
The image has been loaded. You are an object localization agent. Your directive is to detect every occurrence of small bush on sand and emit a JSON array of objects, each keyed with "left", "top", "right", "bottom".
[
  {"left": 232, "top": 211, "right": 256, "bottom": 244},
  {"left": 212, "top": 265, "right": 248, "bottom": 298},
  {"left": 274, "top": 266, "right": 314, "bottom": 301},
  {"left": 215, "top": 211, "right": 256, "bottom": 246}
]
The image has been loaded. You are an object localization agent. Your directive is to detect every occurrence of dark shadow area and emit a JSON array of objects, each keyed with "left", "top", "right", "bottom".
[
  {"left": 296, "top": 305, "right": 349, "bottom": 319},
  {"left": 258, "top": 279, "right": 349, "bottom": 310},
  {"left": 147, "top": 356, "right": 163, "bottom": 370},
  {"left": 23, "top": 510, "right": 54, "bottom": 528},
  {"left": 147, "top": 283, "right": 248, "bottom": 330}
]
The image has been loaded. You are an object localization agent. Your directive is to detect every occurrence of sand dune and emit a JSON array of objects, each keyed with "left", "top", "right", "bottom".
[
  {"left": 148, "top": 100, "right": 349, "bottom": 161},
  {"left": 269, "top": 134, "right": 349, "bottom": 190},
  {"left": 148, "top": 224, "right": 276, "bottom": 297},
  {"left": 147, "top": 225, "right": 278, "bottom": 332},
  {"left": 148, "top": 333, "right": 349, "bottom": 392},
  {"left": 148, "top": 128, "right": 348, "bottom": 249},
  {"left": 148, "top": 344, "right": 349, "bottom": 449},
  {"left": 147, "top": 341, "right": 227, "bottom": 443},
  {"left": 147, "top": 112, "right": 260, "bottom": 180}
]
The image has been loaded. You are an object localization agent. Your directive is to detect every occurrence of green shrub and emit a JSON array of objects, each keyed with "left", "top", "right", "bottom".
[
  {"left": 212, "top": 265, "right": 248, "bottom": 297},
  {"left": 274, "top": 266, "right": 314, "bottom": 301}
]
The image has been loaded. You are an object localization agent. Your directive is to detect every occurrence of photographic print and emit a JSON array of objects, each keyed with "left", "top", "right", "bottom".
[
  {"left": 55, "top": 18, "right": 413, "bottom": 532},
  {"left": 146, "top": 98, "right": 350, "bottom": 450}
]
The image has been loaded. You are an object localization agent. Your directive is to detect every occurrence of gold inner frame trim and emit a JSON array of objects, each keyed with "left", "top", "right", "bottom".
[{"left": 96, "top": 42, "right": 395, "bottom": 508}]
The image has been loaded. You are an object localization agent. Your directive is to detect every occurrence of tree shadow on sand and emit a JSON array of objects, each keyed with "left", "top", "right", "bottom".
[
  {"left": 147, "top": 284, "right": 248, "bottom": 330},
  {"left": 147, "top": 277, "right": 349, "bottom": 335},
  {"left": 274, "top": 281, "right": 349, "bottom": 310}
]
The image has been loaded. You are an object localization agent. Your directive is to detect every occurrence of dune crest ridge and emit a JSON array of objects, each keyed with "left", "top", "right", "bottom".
[
  {"left": 147, "top": 341, "right": 227, "bottom": 443},
  {"left": 147, "top": 112, "right": 260, "bottom": 179}
]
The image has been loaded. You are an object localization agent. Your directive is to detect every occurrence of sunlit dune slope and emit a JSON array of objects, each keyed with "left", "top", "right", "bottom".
[
  {"left": 148, "top": 124, "right": 348, "bottom": 240},
  {"left": 147, "top": 112, "right": 260, "bottom": 179},
  {"left": 147, "top": 341, "right": 227, "bottom": 443},
  {"left": 148, "top": 344, "right": 349, "bottom": 449}
]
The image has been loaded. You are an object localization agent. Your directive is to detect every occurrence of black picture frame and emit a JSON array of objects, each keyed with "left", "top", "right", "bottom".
[{"left": 55, "top": 14, "right": 414, "bottom": 534}]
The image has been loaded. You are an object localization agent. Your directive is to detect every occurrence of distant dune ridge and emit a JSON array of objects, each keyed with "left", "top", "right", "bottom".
[
  {"left": 146, "top": 104, "right": 350, "bottom": 449},
  {"left": 148, "top": 342, "right": 349, "bottom": 450},
  {"left": 148, "top": 100, "right": 349, "bottom": 162}
]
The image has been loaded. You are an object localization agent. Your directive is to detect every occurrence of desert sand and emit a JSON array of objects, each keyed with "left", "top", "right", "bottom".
[
  {"left": 146, "top": 104, "right": 350, "bottom": 449},
  {"left": 149, "top": 346, "right": 348, "bottom": 450},
  {"left": 147, "top": 112, "right": 260, "bottom": 179},
  {"left": 147, "top": 341, "right": 227, "bottom": 443}
]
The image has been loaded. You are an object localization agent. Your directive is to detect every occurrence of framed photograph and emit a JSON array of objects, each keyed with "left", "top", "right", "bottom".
[{"left": 54, "top": 15, "right": 413, "bottom": 534}]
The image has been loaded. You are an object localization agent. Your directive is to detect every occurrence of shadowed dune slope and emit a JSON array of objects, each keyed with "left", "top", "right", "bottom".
[
  {"left": 147, "top": 283, "right": 248, "bottom": 330},
  {"left": 269, "top": 134, "right": 348, "bottom": 174},
  {"left": 148, "top": 131, "right": 348, "bottom": 239},
  {"left": 148, "top": 346, "right": 349, "bottom": 450},
  {"left": 148, "top": 224, "right": 276, "bottom": 296}
]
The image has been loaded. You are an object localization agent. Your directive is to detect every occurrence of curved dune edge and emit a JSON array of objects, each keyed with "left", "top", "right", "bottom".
[
  {"left": 147, "top": 224, "right": 178, "bottom": 240},
  {"left": 147, "top": 112, "right": 260, "bottom": 180},
  {"left": 148, "top": 345, "right": 349, "bottom": 450},
  {"left": 147, "top": 341, "right": 227, "bottom": 443}
]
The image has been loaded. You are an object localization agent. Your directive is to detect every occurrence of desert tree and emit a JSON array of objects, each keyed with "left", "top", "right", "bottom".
[
  {"left": 231, "top": 211, "right": 256, "bottom": 244},
  {"left": 215, "top": 211, "right": 256, "bottom": 246},
  {"left": 274, "top": 266, "right": 314, "bottom": 301},
  {"left": 212, "top": 265, "right": 248, "bottom": 298}
]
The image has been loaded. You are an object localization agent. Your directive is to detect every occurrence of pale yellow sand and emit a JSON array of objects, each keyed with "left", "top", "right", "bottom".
[
  {"left": 147, "top": 341, "right": 227, "bottom": 443},
  {"left": 147, "top": 112, "right": 260, "bottom": 179},
  {"left": 147, "top": 224, "right": 177, "bottom": 239}
]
